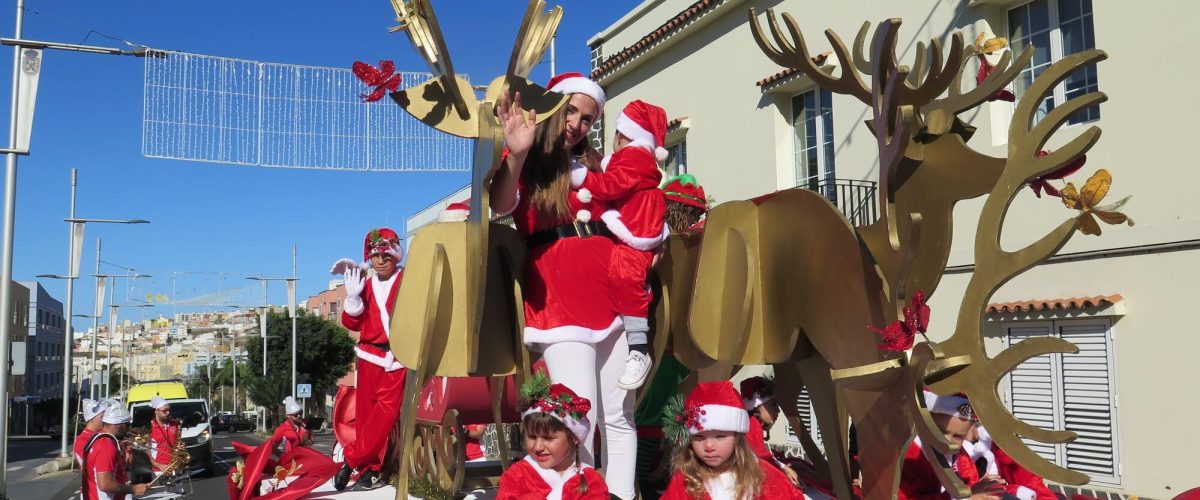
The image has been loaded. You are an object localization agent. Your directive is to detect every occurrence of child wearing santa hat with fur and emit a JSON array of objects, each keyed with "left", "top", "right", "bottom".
[
  {"left": 572, "top": 99, "right": 673, "bottom": 391},
  {"left": 900, "top": 390, "right": 1008, "bottom": 500},
  {"left": 962, "top": 414, "right": 1058, "bottom": 499},
  {"left": 497, "top": 373, "right": 609, "bottom": 499},
  {"left": 660, "top": 381, "right": 803, "bottom": 500},
  {"left": 329, "top": 227, "right": 407, "bottom": 491}
]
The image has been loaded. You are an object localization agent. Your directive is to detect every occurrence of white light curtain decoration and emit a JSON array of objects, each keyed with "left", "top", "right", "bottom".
[{"left": 142, "top": 51, "right": 471, "bottom": 171}]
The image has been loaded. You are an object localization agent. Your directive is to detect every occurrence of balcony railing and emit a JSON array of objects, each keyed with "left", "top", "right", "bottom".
[{"left": 803, "top": 178, "right": 879, "bottom": 227}]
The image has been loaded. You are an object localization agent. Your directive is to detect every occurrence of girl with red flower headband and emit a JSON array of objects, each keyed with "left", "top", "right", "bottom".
[
  {"left": 497, "top": 373, "right": 609, "bottom": 500},
  {"left": 660, "top": 381, "right": 802, "bottom": 500}
]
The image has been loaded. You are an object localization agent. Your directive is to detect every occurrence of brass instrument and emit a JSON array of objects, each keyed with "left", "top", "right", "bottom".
[{"left": 150, "top": 419, "right": 191, "bottom": 486}]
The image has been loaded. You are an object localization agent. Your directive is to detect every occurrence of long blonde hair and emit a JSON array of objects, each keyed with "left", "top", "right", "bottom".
[
  {"left": 522, "top": 412, "right": 588, "bottom": 495},
  {"left": 670, "top": 434, "right": 764, "bottom": 499},
  {"left": 521, "top": 105, "right": 602, "bottom": 223}
]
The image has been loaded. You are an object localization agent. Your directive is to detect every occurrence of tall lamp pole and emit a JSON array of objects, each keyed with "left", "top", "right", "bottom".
[
  {"left": 36, "top": 169, "right": 148, "bottom": 458},
  {"left": 246, "top": 273, "right": 296, "bottom": 431}
]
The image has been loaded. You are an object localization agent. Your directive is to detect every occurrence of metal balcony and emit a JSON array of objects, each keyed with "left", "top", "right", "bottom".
[{"left": 803, "top": 178, "right": 879, "bottom": 227}]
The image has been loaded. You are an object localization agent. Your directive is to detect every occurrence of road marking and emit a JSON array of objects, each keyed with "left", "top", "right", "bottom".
[{"left": 6, "top": 465, "right": 23, "bottom": 472}]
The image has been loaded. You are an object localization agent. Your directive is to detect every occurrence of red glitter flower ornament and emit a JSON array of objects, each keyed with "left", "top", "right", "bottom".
[
  {"left": 352, "top": 60, "right": 402, "bottom": 103},
  {"left": 869, "top": 291, "right": 930, "bottom": 352},
  {"left": 1028, "top": 150, "right": 1087, "bottom": 198}
]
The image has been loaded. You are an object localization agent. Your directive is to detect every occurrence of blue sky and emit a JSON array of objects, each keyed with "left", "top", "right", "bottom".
[{"left": 0, "top": 0, "right": 641, "bottom": 323}]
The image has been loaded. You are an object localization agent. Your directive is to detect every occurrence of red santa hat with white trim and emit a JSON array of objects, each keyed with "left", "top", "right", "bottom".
[
  {"left": 739, "top": 376, "right": 774, "bottom": 411},
  {"left": 615, "top": 100, "right": 670, "bottom": 162},
  {"left": 683, "top": 381, "right": 750, "bottom": 434},
  {"left": 521, "top": 381, "right": 593, "bottom": 443},
  {"left": 547, "top": 72, "right": 606, "bottom": 118},
  {"left": 363, "top": 227, "right": 403, "bottom": 264},
  {"left": 438, "top": 200, "right": 470, "bottom": 223},
  {"left": 922, "top": 388, "right": 976, "bottom": 421}
]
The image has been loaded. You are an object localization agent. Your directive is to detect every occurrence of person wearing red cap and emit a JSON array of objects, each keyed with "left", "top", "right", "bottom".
[
  {"left": 899, "top": 390, "right": 1007, "bottom": 500},
  {"left": 963, "top": 424, "right": 1057, "bottom": 500},
  {"left": 662, "top": 174, "right": 709, "bottom": 232},
  {"left": 738, "top": 376, "right": 804, "bottom": 489},
  {"left": 497, "top": 374, "right": 609, "bottom": 499},
  {"left": 660, "top": 381, "right": 803, "bottom": 500},
  {"left": 331, "top": 227, "right": 406, "bottom": 491},
  {"left": 491, "top": 73, "right": 639, "bottom": 499},
  {"left": 570, "top": 99, "right": 673, "bottom": 392}
]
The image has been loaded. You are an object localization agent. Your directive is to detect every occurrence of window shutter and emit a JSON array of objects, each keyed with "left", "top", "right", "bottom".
[
  {"left": 786, "top": 385, "right": 824, "bottom": 450},
  {"left": 1059, "top": 321, "right": 1119, "bottom": 483},
  {"left": 1006, "top": 323, "right": 1060, "bottom": 463}
]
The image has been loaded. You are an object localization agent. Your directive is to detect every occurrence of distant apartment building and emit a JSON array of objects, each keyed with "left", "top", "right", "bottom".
[
  {"left": 19, "top": 282, "right": 66, "bottom": 404},
  {"left": 6, "top": 281, "right": 29, "bottom": 433}
]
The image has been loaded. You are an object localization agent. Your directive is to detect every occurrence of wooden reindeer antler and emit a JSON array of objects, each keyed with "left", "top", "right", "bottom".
[
  {"left": 930, "top": 48, "right": 1109, "bottom": 486},
  {"left": 749, "top": 8, "right": 871, "bottom": 103}
]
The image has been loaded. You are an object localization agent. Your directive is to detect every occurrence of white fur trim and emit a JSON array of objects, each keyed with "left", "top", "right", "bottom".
[
  {"left": 569, "top": 160, "right": 588, "bottom": 188},
  {"left": 743, "top": 393, "right": 772, "bottom": 412},
  {"left": 600, "top": 210, "right": 670, "bottom": 251},
  {"left": 576, "top": 209, "right": 592, "bottom": 223},
  {"left": 655, "top": 147, "right": 669, "bottom": 162},
  {"left": 1016, "top": 486, "right": 1036, "bottom": 500},
  {"left": 923, "top": 390, "right": 969, "bottom": 418},
  {"left": 600, "top": 153, "right": 611, "bottom": 171},
  {"left": 576, "top": 188, "right": 592, "bottom": 204},
  {"left": 343, "top": 295, "right": 365, "bottom": 316},
  {"left": 689, "top": 404, "right": 750, "bottom": 434},
  {"left": 372, "top": 272, "right": 398, "bottom": 340},
  {"left": 522, "top": 455, "right": 591, "bottom": 499},
  {"left": 975, "top": 425, "right": 999, "bottom": 475},
  {"left": 438, "top": 209, "right": 468, "bottom": 223},
  {"left": 548, "top": 77, "right": 606, "bottom": 116},
  {"left": 616, "top": 112, "right": 656, "bottom": 149},
  {"left": 521, "top": 407, "right": 591, "bottom": 443},
  {"left": 354, "top": 345, "right": 405, "bottom": 372},
  {"left": 524, "top": 316, "right": 623, "bottom": 350}
]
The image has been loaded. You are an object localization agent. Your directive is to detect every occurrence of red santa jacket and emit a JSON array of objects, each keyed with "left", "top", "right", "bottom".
[
  {"left": 580, "top": 146, "right": 668, "bottom": 251},
  {"left": 965, "top": 426, "right": 1057, "bottom": 500},
  {"left": 341, "top": 270, "right": 404, "bottom": 370},
  {"left": 496, "top": 455, "right": 609, "bottom": 500},
  {"left": 899, "top": 440, "right": 982, "bottom": 500},
  {"left": 661, "top": 458, "right": 803, "bottom": 500},
  {"left": 268, "top": 421, "right": 310, "bottom": 456},
  {"left": 150, "top": 419, "right": 180, "bottom": 467}
]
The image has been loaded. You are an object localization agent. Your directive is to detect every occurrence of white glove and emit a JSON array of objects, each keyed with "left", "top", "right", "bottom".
[{"left": 343, "top": 267, "right": 366, "bottom": 298}]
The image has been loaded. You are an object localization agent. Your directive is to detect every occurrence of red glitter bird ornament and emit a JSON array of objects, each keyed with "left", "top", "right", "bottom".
[
  {"left": 352, "top": 60, "right": 402, "bottom": 102},
  {"left": 869, "top": 291, "right": 930, "bottom": 352},
  {"left": 1028, "top": 150, "right": 1088, "bottom": 198}
]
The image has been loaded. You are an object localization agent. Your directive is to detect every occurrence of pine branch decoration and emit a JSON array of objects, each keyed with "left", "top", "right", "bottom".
[
  {"left": 661, "top": 393, "right": 690, "bottom": 447},
  {"left": 519, "top": 371, "right": 552, "bottom": 410}
]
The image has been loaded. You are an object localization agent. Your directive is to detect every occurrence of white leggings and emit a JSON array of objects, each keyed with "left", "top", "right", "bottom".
[{"left": 542, "top": 332, "right": 637, "bottom": 500}]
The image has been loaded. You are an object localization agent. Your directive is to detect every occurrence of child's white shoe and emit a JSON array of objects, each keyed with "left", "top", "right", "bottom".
[{"left": 618, "top": 350, "right": 653, "bottom": 390}]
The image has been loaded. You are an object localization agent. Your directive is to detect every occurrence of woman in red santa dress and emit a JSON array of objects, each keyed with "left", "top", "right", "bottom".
[{"left": 489, "top": 72, "right": 641, "bottom": 499}]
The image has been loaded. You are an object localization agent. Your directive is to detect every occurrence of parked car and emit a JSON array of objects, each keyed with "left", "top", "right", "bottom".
[
  {"left": 210, "top": 414, "right": 256, "bottom": 433},
  {"left": 48, "top": 424, "right": 63, "bottom": 441}
]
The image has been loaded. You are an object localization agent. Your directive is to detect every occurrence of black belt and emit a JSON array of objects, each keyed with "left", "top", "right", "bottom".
[
  {"left": 526, "top": 221, "right": 612, "bottom": 249},
  {"left": 361, "top": 342, "right": 389, "bottom": 350}
]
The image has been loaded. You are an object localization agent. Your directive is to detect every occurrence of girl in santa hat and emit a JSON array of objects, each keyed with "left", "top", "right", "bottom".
[
  {"left": 660, "top": 381, "right": 803, "bottom": 500},
  {"left": 497, "top": 373, "right": 609, "bottom": 500},
  {"left": 490, "top": 73, "right": 639, "bottom": 499}
]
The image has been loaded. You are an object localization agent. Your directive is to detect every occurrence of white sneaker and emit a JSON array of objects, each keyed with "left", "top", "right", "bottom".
[{"left": 618, "top": 350, "right": 653, "bottom": 390}]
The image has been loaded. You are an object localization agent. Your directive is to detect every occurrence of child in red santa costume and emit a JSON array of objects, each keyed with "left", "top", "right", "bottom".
[
  {"left": 330, "top": 227, "right": 406, "bottom": 491},
  {"left": 660, "top": 381, "right": 803, "bottom": 500},
  {"left": 899, "top": 390, "right": 1007, "bottom": 500},
  {"left": 572, "top": 99, "right": 672, "bottom": 391},
  {"left": 497, "top": 374, "right": 609, "bottom": 500},
  {"left": 963, "top": 417, "right": 1058, "bottom": 499}
]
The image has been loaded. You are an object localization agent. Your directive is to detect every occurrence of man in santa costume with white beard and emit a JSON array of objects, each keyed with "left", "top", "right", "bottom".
[{"left": 332, "top": 227, "right": 406, "bottom": 491}]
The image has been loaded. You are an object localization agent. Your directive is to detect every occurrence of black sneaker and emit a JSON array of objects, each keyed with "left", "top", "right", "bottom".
[
  {"left": 352, "top": 470, "right": 384, "bottom": 491},
  {"left": 334, "top": 464, "right": 352, "bottom": 491}
]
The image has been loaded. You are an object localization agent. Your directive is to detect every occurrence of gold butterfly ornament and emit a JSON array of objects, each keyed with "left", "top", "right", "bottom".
[{"left": 1061, "top": 169, "right": 1134, "bottom": 236}]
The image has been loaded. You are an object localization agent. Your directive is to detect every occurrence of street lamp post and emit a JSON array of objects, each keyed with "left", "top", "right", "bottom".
[
  {"left": 245, "top": 273, "right": 298, "bottom": 393},
  {"left": 37, "top": 170, "right": 148, "bottom": 457}
]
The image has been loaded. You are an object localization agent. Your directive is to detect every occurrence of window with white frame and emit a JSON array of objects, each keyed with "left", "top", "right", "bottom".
[
  {"left": 791, "top": 88, "right": 836, "bottom": 202},
  {"left": 664, "top": 140, "right": 687, "bottom": 178},
  {"left": 589, "top": 44, "right": 603, "bottom": 73},
  {"left": 1004, "top": 317, "right": 1120, "bottom": 485},
  {"left": 1007, "top": 0, "right": 1100, "bottom": 125}
]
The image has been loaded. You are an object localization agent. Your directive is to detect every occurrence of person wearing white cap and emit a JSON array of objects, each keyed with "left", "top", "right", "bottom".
[
  {"left": 268, "top": 396, "right": 313, "bottom": 455},
  {"left": 898, "top": 390, "right": 1007, "bottom": 500},
  {"left": 72, "top": 399, "right": 107, "bottom": 465},
  {"left": 81, "top": 404, "right": 148, "bottom": 499},
  {"left": 147, "top": 395, "right": 179, "bottom": 472}
]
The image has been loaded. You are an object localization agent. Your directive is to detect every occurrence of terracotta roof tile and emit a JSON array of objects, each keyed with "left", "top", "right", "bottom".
[
  {"left": 591, "top": 0, "right": 719, "bottom": 81},
  {"left": 986, "top": 294, "right": 1123, "bottom": 314},
  {"left": 755, "top": 52, "right": 831, "bottom": 87}
]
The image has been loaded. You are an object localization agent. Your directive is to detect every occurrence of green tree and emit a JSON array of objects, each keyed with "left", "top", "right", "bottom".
[{"left": 245, "top": 310, "right": 354, "bottom": 424}]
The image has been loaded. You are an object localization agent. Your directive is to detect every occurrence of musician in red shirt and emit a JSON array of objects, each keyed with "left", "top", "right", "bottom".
[
  {"left": 82, "top": 404, "right": 148, "bottom": 500},
  {"left": 333, "top": 227, "right": 407, "bottom": 491},
  {"left": 269, "top": 396, "right": 313, "bottom": 455},
  {"left": 73, "top": 399, "right": 107, "bottom": 466},
  {"left": 147, "top": 396, "right": 179, "bottom": 472}
]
